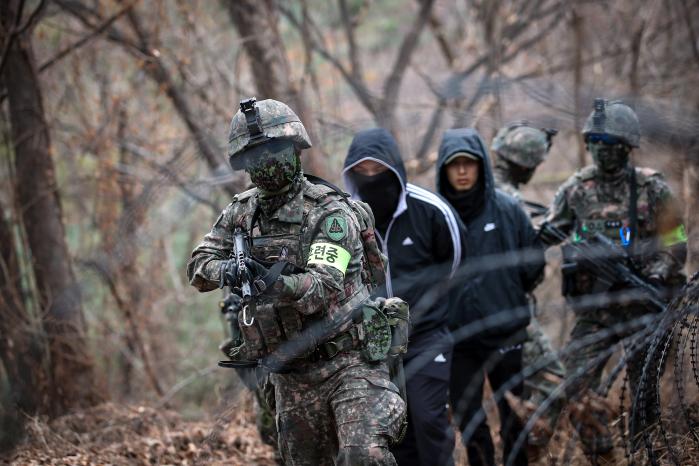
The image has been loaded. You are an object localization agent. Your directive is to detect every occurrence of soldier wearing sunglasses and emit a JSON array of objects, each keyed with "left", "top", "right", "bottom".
[{"left": 541, "top": 99, "right": 687, "bottom": 458}]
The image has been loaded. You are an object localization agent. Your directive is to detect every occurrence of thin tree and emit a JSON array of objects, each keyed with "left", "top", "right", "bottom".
[
  {"left": 0, "top": 0, "right": 101, "bottom": 416},
  {"left": 223, "top": 0, "right": 326, "bottom": 177}
]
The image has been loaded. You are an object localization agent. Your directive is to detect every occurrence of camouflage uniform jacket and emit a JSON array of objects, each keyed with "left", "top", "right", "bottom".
[
  {"left": 546, "top": 165, "right": 687, "bottom": 281},
  {"left": 187, "top": 177, "right": 368, "bottom": 364}
]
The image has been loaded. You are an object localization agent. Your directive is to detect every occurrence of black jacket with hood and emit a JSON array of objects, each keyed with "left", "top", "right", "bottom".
[
  {"left": 437, "top": 128, "right": 544, "bottom": 350},
  {"left": 343, "top": 128, "right": 466, "bottom": 358}
]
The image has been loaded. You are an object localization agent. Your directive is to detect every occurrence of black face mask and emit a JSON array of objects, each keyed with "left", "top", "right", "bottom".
[{"left": 349, "top": 170, "right": 402, "bottom": 229}]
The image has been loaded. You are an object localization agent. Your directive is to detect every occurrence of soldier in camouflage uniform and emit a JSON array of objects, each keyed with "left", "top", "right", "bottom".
[
  {"left": 541, "top": 99, "right": 687, "bottom": 455},
  {"left": 491, "top": 122, "right": 566, "bottom": 449},
  {"left": 187, "top": 98, "right": 405, "bottom": 465}
]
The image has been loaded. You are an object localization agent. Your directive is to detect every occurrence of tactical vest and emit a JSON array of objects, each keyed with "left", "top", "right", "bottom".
[
  {"left": 228, "top": 181, "right": 373, "bottom": 370},
  {"left": 561, "top": 167, "right": 658, "bottom": 300},
  {"left": 569, "top": 167, "right": 657, "bottom": 249}
]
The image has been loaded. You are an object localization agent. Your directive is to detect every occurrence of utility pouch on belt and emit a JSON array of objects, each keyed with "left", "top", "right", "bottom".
[
  {"left": 359, "top": 298, "right": 410, "bottom": 362},
  {"left": 382, "top": 297, "right": 410, "bottom": 357},
  {"left": 359, "top": 301, "right": 392, "bottom": 362},
  {"left": 379, "top": 297, "right": 410, "bottom": 443}
]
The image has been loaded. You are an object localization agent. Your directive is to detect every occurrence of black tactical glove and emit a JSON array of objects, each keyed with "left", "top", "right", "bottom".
[
  {"left": 245, "top": 258, "right": 282, "bottom": 294},
  {"left": 219, "top": 259, "right": 239, "bottom": 289}
]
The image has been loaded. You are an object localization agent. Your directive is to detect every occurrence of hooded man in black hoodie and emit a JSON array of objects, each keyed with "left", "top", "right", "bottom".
[
  {"left": 343, "top": 128, "right": 466, "bottom": 466},
  {"left": 436, "top": 128, "right": 545, "bottom": 466}
]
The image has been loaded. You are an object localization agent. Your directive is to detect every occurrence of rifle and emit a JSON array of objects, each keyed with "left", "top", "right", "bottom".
[
  {"left": 234, "top": 227, "right": 253, "bottom": 302},
  {"left": 522, "top": 199, "right": 548, "bottom": 219},
  {"left": 217, "top": 228, "right": 260, "bottom": 369},
  {"left": 540, "top": 222, "right": 666, "bottom": 311}
]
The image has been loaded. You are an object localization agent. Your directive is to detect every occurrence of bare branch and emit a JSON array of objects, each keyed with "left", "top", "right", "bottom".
[
  {"left": 338, "top": 0, "right": 363, "bottom": 80},
  {"left": 0, "top": 0, "right": 25, "bottom": 76},
  {"left": 14, "top": 0, "right": 46, "bottom": 37},
  {"left": 680, "top": 0, "right": 699, "bottom": 67},
  {"left": 426, "top": 7, "right": 455, "bottom": 68},
  {"left": 279, "top": 3, "right": 378, "bottom": 113},
  {"left": 382, "top": 0, "right": 435, "bottom": 113},
  {"left": 120, "top": 141, "right": 221, "bottom": 213},
  {"left": 38, "top": 1, "right": 136, "bottom": 73}
]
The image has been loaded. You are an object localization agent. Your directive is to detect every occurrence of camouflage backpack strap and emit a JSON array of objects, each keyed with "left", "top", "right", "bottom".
[
  {"left": 304, "top": 174, "right": 386, "bottom": 289},
  {"left": 349, "top": 199, "right": 387, "bottom": 289},
  {"left": 302, "top": 177, "right": 337, "bottom": 202}
]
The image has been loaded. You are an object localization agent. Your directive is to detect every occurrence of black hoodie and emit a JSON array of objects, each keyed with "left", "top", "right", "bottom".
[
  {"left": 343, "top": 128, "right": 466, "bottom": 357},
  {"left": 437, "top": 128, "right": 545, "bottom": 349}
]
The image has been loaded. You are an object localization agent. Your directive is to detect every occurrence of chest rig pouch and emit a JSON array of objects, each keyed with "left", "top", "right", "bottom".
[
  {"left": 226, "top": 211, "right": 311, "bottom": 367},
  {"left": 562, "top": 167, "right": 642, "bottom": 305},
  {"left": 356, "top": 297, "right": 410, "bottom": 362},
  {"left": 223, "top": 188, "right": 365, "bottom": 372}
]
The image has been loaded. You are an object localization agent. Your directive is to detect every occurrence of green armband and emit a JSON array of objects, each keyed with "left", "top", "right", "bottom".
[
  {"left": 661, "top": 224, "right": 688, "bottom": 247},
  {"left": 307, "top": 242, "right": 351, "bottom": 275}
]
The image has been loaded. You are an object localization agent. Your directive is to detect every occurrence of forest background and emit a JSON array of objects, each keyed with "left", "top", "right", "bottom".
[{"left": 1, "top": 0, "right": 699, "bottom": 463}]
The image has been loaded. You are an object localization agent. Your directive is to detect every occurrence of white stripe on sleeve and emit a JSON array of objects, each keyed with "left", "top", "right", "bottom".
[{"left": 406, "top": 184, "right": 462, "bottom": 278}]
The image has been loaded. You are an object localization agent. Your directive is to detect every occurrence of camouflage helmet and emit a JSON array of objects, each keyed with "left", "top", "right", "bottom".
[
  {"left": 227, "top": 97, "right": 312, "bottom": 160},
  {"left": 491, "top": 122, "right": 550, "bottom": 169},
  {"left": 582, "top": 98, "right": 640, "bottom": 147}
]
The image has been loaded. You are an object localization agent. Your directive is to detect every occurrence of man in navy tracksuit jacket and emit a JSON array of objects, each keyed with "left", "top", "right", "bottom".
[{"left": 342, "top": 128, "right": 466, "bottom": 466}]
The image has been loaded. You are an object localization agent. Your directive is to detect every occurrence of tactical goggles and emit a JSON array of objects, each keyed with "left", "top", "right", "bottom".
[
  {"left": 585, "top": 133, "right": 624, "bottom": 146},
  {"left": 229, "top": 139, "right": 295, "bottom": 170}
]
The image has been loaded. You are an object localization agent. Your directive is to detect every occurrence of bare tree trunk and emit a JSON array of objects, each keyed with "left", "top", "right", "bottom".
[
  {"left": 629, "top": 21, "right": 646, "bottom": 97},
  {"left": 54, "top": 0, "right": 244, "bottom": 196},
  {"left": 114, "top": 106, "right": 163, "bottom": 397},
  {"left": 0, "top": 201, "right": 45, "bottom": 448},
  {"left": 571, "top": 7, "right": 586, "bottom": 169},
  {"left": 121, "top": 8, "right": 242, "bottom": 195},
  {"left": 224, "top": 0, "right": 326, "bottom": 178},
  {"left": 0, "top": 0, "right": 100, "bottom": 416}
]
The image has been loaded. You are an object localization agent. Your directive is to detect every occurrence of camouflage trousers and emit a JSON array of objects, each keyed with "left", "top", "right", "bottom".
[
  {"left": 563, "top": 306, "right": 658, "bottom": 454},
  {"left": 522, "top": 318, "right": 566, "bottom": 445},
  {"left": 270, "top": 351, "right": 406, "bottom": 466}
]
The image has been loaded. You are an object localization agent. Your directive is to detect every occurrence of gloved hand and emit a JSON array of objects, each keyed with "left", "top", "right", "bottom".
[
  {"left": 245, "top": 257, "right": 280, "bottom": 294},
  {"left": 219, "top": 259, "right": 239, "bottom": 289}
]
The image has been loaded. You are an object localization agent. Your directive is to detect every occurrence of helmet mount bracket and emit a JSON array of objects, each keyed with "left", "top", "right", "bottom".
[
  {"left": 240, "top": 97, "right": 267, "bottom": 145},
  {"left": 592, "top": 98, "right": 607, "bottom": 133}
]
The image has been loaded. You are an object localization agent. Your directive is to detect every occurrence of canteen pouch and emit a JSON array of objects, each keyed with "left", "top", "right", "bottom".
[{"left": 360, "top": 302, "right": 392, "bottom": 362}]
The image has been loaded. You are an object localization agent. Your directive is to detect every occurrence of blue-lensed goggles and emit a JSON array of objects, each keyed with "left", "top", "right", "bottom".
[{"left": 586, "top": 133, "right": 623, "bottom": 146}]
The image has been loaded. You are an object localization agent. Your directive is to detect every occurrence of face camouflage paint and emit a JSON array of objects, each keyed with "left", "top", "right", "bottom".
[
  {"left": 587, "top": 139, "right": 630, "bottom": 174},
  {"left": 242, "top": 140, "right": 300, "bottom": 193}
]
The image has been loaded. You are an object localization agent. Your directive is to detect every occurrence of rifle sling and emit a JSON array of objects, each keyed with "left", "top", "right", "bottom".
[{"left": 304, "top": 174, "right": 350, "bottom": 200}]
